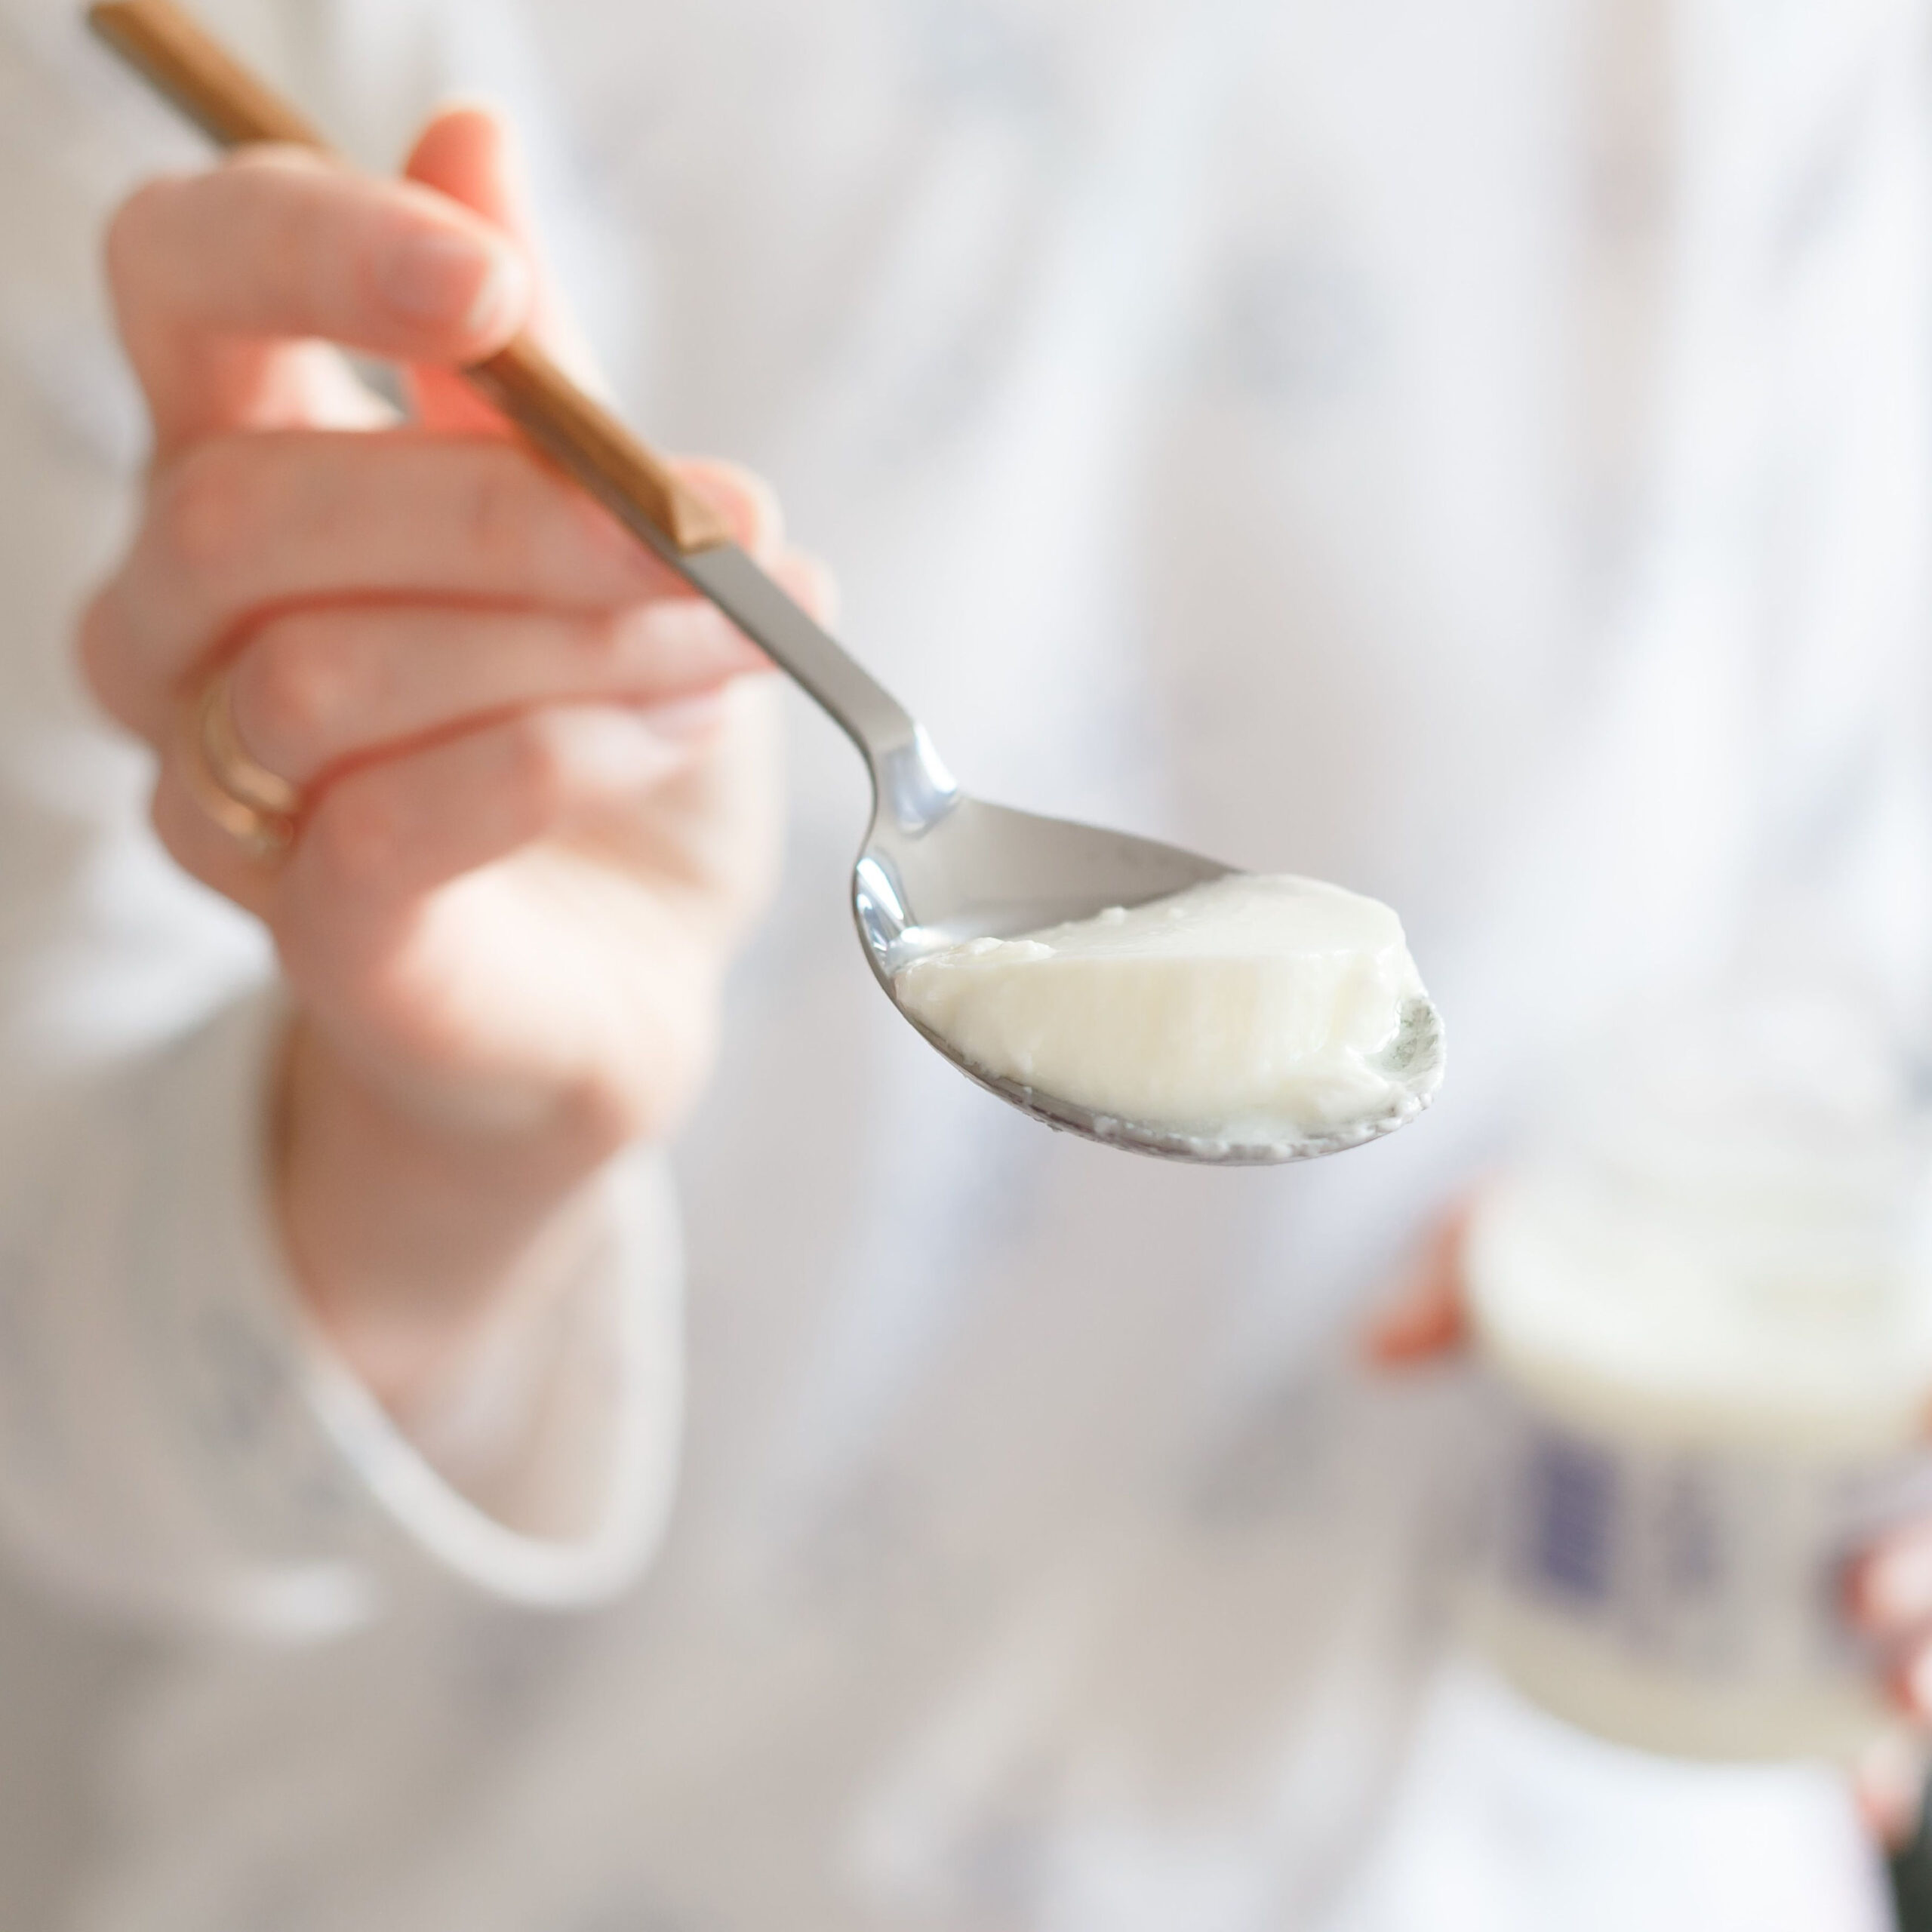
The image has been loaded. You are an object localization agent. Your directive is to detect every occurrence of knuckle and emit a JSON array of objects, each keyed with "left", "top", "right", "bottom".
[
  {"left": 309, "top": 779, "right": 399, "bottom": 892},
  {"left": 687, "top": 457, "right": 783, "bottom": 555},
  {"left": 234, "top": 615, "right": 349, "bottom": 773},
  {"left": 218, "top": 147, "right": 337, "bottom": 291},
  {"left": 152, "top": 439, "right": 262, "bottom": 583},
  {"left": 583, "top": 608, "right": 632, "bottom": 659},
  {"left": 460, "top": 445, "right": 635, "bottom": 595},
  {"left": 461, "top": 451, "right": 546, "bottom": 577},
  {"left": 505, "top": 712, "right": 576, "bottom": 823},
  {"left": 732, "top": 466, "right": 784, "bottom": 554},
  {"left": 260, "top": 184, "right": 332, "bottom": 314}
]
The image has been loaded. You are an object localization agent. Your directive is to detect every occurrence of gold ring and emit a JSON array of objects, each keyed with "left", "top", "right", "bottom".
[{"left": 182, "top": 668, "right": 300, "bottom": 858}]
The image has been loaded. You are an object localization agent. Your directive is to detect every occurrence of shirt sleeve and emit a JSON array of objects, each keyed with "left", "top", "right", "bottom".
[
  {"left": 0, "top": 4, "right": 684, "bottom": 1640},
  {"left": 0, "top": 983, "right": 688, "bottom": 1638}
]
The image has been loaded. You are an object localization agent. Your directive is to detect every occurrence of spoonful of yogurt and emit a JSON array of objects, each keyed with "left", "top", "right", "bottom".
[
  {"left": 654, "top": 552, "right": 1441, "bottom": 1164},
  {"left": 91, "top": 0, "right": 1444, "bottom": 1166},
  {"left": 893, "top": 872, "right": 1440, "bottom": 1161}
]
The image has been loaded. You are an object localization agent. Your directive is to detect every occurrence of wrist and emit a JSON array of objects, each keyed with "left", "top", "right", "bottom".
[{"left": 275, "top": 1013, "right": 636, "bottom": 1415}]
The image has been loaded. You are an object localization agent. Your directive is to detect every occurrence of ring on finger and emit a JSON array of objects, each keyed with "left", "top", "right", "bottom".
[{"left": 182, "top": 667, "right": 300, "bottom": 859}]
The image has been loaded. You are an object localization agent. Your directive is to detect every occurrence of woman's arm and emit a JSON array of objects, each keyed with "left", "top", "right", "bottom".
[{"left": 0, "top": 89, "right": 819, "bottom": 1632}]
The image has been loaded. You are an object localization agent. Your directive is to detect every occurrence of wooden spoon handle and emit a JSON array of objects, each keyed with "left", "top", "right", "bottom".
[{"left": 88, "top": 0, "right": 735, "bottom": 555}]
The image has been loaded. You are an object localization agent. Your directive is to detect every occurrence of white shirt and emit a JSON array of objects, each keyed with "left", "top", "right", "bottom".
[{"left": 0, "top": 0, "right": 1915, "bottom": 1925}]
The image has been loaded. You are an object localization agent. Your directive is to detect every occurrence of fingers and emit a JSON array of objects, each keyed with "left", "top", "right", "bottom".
[
  {"left": 401, "top": 105, "right": 603, "bottom": 435},
  {"left": 685, "top": 457, "right": 789, "bottom": 567},
  {"left": 288, "top": 703, "right": 706, "bottom": 918},
  {"left": 107, "top": 147, "right": 531, "bottom": 452},
  {"left": 87, "top": 431, "right": 678, "bottom": 737},
  {"left": 149, "top": 746, "right": 278, "bottom": 919},
  {"left": 96, "top": 99, "right": 801, "bottom": 764},
  {"left": 1854, "top": 1730, "right": 1930, "bottom": 1849},
  {"left": 87, "top": 426, "right": 799, "bottom": 744},
  {"left": 1363, "top": 1201, "right": 1475, "bottom": 1367},
  {"left": 223, "top": 595, "right": 770, "bottom": 789},
  {"left": 1855, "top": 1529, "right": 1932, "bottom": 1638},
  {"left": 398, "top": 110, "right": 783, "bottom": 568},
  {"left": 144, "top": 534, "right": 822, "bottom": 924},
  {"left": 1849, "top": 1527, "right": 1932, "bottom": 1724},
  {"left": 407, "top": 108, "right": 547, "bottom": 291},
  {"left": 155, "top": 695, "right": 715, "bottom": 932},
  {"left": 768, "top": 544, "right": 840, "bottom": 629}
]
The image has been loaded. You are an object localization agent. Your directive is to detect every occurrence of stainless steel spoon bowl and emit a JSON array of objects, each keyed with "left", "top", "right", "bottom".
[
  {"left": 673, "top": 550, "right": 1444, "bottom": 1166},
  {"left": 88, "top": 0, "right": 1444, "bottom": 1166}
]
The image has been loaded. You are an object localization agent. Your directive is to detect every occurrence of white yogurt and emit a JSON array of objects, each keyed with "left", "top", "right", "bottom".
[
  {"left": 891, "top": 873, "right": 1436, "bottom": 1149},
  {"left": 1460, "top": 995, "right": 1932, "bottom": 1759}
]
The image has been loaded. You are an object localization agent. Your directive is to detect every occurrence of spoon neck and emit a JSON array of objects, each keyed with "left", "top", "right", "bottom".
[
  {"left": 866, "top": 723, "right": 961, "bottom": 835},
  {"left": 674, "top": 544, "right": 958, "bottom": 829},
  {"left": 817, "top": 686, "right": 961, "bottom": 837}
]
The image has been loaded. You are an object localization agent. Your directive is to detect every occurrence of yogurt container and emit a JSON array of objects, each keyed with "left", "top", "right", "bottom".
[{"left": 1460, "top": 994, "right": 1932, "bottom": 1759}]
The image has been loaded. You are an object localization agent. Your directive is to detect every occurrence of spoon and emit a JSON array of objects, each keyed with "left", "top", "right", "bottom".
[{"left": 91, "top": 0, "right": 1444, "bottom": 1165}]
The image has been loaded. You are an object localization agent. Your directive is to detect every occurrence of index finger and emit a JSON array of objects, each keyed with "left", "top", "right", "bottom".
[{"left": 106, "top": 146, "right": 530, "bottom": 453}]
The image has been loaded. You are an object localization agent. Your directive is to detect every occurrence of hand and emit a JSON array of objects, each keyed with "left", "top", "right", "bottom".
[
  {"left": 1845, "top": 1535, "right": 1932, "bottom": 1844},
  {"left": 1361, "top": 1205, "right": 1472, "bottom": 1368},
  {"left": 1367, "top": 1202, "right": 1932, "bottom": 1846},
  {"left": 81, "top": 109, "right": 827, "bottom": 1413}
]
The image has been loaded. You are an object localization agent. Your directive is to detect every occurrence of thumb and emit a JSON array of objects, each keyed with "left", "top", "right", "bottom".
[
  {"left": 1362, "top": 1198, "right": 1477, "bottom": 1369},
  {"left": 1855, "top": 1728, "right": 1930, "bottom": 1850},
  {"left": 400, "top": 103, "right": 603, "bottom": 430}
]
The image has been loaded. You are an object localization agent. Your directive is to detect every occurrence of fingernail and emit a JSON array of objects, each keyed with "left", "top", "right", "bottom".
[{"left": 377, "top": 227, "right": 527, "bottom": 334}]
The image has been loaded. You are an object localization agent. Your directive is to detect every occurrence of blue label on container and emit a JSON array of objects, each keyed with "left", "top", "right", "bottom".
[
  {"left": 1521, "top": 1429, "right": 1618, "bottom": 1604},
  {"left": 1475, "top": 1377, "right": 1932, "bottom": 1685}
]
